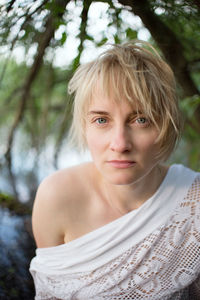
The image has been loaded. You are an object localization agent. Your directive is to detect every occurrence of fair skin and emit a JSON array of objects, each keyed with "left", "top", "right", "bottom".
[
  {"left": 32, "top": 89, "right": 168, "bottom": 248},
  {"left": 85, "top": 91, "right": 168, "bottom": 214}
]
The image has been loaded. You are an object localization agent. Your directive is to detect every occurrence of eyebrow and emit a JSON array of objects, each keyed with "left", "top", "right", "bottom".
[
  {"left": 87, "top": 110, "right": 110, "bottom": 116},
  {"left": 87, "top": 110, "right": 143, "bottom": 116}
]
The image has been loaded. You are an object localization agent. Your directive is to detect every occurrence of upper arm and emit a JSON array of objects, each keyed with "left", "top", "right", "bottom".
[{"left": 32, "top": 175, "right": 67, "bottom": 248}]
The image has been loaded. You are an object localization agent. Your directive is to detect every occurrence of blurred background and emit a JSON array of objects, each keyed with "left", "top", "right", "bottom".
[{"left": 0, "top": 0, "right": 200, "bottom": 298}]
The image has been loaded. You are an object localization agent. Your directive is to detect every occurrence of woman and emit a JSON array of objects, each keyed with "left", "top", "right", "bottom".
[{"left": 30, "top": 41, "right": 200, "bottom": 299}]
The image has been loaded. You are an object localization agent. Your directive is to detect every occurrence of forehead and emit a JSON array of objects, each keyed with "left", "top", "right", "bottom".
[
  {"left": 86, "top": 83, "right": 141, "bottom": 113},
  {"left": 88, "top": 94, "right": 133, "bottom": 113}
]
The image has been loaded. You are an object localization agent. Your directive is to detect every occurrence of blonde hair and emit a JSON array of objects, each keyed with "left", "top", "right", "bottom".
[{"left": 68, "top": 40, "right": 182, "bottom": 160}]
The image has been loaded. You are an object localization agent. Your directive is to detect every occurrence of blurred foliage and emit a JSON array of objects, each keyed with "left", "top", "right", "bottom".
[
  {"left": 151, "top": 0, "right": 200, "bottom": 62},
  {"left": 0, "top": 192, "right": 31, "bottom": 215},
  {"left": 179, "top": 95, "right": 200, "bottom": 171},
  {"left": 0, "top": 0, "right": 199, "bottom": 202}
]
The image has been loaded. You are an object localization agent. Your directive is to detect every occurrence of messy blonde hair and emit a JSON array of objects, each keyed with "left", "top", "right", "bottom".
[{"left": 68, "top": 40, "right": 182, "bottom": 160}]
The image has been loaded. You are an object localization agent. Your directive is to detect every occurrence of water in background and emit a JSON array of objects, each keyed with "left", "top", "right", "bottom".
[
  {"left": 0, "top": 134, "right": 92, "bottom": 202},
  {"left": 0, "top": 207, "right": 35, "bottom": 299}
]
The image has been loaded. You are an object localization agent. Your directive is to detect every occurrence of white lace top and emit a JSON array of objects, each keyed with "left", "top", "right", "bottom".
[{"left": 30, "top": 164, "right": 200, "bottom": 300}]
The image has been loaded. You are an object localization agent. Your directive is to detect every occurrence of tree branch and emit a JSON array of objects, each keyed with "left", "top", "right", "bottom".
[
  {"left": 73, "top": 0, "right": 92, "bottom": 68},
  {"left": 4, "top": 0, "right": 69, "bottom": 198},
  {"left": 0, "top": 0, "right": 49, "bottom": 86},
  {"left": 6, "top": 0, "right": 16, "bottom": 12}
]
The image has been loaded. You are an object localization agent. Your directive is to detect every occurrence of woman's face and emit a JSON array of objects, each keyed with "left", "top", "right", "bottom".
[{"left": 85, "top": 90, "right": 161, "bottom": 186}]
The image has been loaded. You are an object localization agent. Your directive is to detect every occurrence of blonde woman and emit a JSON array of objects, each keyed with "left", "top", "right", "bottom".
[{"left": 30, "top": 41, "right": 200, "bottom": 299}]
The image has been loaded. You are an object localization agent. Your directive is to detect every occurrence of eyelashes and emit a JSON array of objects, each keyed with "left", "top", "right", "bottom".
[
  {"left": 95, "top": 117, "right": 107, "bottom": 125},
  {"left": 135, "top": 117, "right": 150, "bottom": 126}
]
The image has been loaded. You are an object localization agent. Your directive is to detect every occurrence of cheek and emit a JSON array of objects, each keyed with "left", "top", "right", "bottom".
[
  {"left": 133, "top": 131, "right": 159, "bottom": 153},
  {"left": 85, "top": 129, "right": 103, "bottom": 155}
]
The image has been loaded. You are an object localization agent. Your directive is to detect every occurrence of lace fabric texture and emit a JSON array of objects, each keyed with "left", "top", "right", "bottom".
[{"left": 30, "top": 166, "right": 200, "bottom": 299}]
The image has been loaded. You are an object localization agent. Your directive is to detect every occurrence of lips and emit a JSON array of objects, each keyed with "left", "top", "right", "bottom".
[{"left": 107, "top": 160, "right": 136, "bottom": 169}]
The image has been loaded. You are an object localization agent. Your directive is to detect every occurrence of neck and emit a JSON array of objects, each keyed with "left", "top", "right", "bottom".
[{"left": 100, "top": 164, "right": 168, "bottom": 216}]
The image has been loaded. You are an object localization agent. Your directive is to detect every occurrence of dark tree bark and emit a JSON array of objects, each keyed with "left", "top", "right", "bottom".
[{"left": 6, "top": 0, "right": 16, "bottom": 12}]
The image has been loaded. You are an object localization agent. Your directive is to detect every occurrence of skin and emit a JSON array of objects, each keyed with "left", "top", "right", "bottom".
[
  {"left": 85, "top": 91, "right": 168, "bottom": 214},
  {"left": 32, "top": 89, "right": 168, "bottom": 248}
]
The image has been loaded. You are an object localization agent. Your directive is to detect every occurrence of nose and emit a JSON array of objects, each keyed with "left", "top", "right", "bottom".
[{"left": 109, "top": 125, "right": 132, "bottom": 153}]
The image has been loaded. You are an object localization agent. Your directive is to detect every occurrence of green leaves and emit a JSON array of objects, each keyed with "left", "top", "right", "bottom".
[
  {"left": 180, "top": 95, "right": 200, "bottom": 120},
  {"left": 179, "top": 95, "right": 200, "bottom": 171},
  {"left": 126, "top": 28, "right": 137, "bottom": 40},
  {"left": 96, "top": 37, "right": 108, "bottom": 46},
  {"left": 60, "top": 31, "right": 67, "bottom": 45}
]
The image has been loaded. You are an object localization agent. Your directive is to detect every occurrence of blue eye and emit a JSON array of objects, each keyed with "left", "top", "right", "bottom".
[
  {"left": 135, "top": 117, "right": 150, "bottom": 127},
  {"left": 96, "top": 118, "right": 107, "bottom": 124},
  {"left": 137, "top": 117, "right": 146, "bottom": 124}
]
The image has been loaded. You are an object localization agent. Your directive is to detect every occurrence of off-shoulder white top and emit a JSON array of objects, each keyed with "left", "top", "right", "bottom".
[{"left": 30, "top": 164, "right": 200, "bottom": 299}]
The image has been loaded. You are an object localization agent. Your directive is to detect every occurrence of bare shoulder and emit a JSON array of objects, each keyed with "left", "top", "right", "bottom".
[
  {"left": 36, "top": 162, "right": 92, "bottom": 202},
  {"left": 32, "top": 162, "right": 93, "bottom": 248}
]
